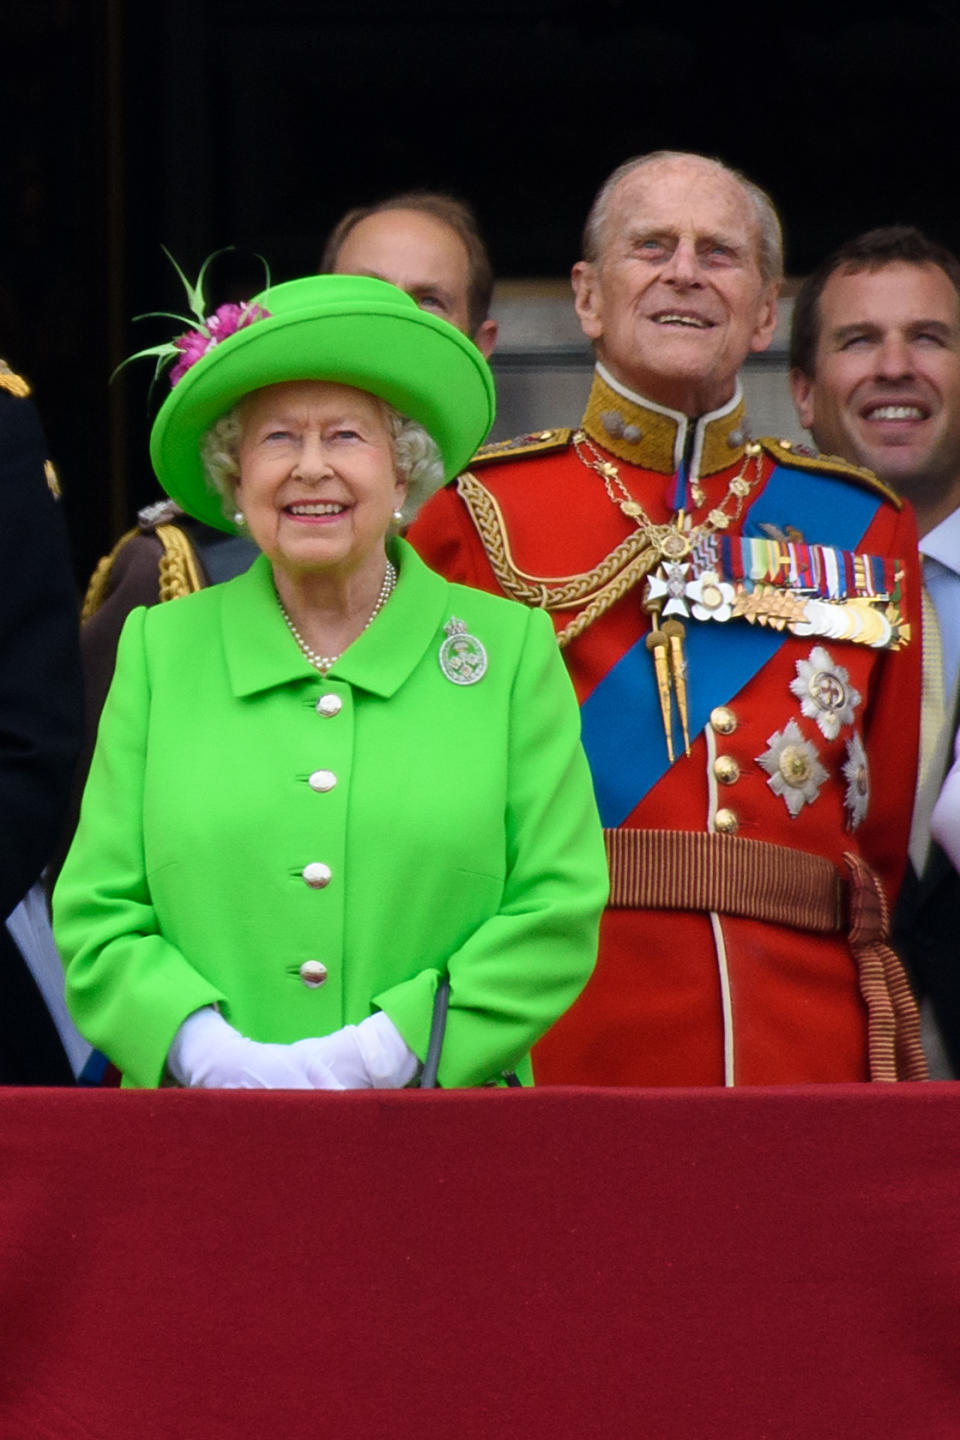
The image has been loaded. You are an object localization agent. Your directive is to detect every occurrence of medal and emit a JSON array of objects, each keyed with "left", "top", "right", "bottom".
[
  {"left": 790, "top": 646, "right": 861, "bottom": 741},
  {"left": 756, "top": 719, "right": 828, "bottom": 818},
  {"left": 842, "top": 732, "right": 870, "bottom": 831}
]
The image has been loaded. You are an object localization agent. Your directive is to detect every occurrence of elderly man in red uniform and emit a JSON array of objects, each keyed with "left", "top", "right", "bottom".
[{"left": 408, "top": 150, "right": 925, "bottom": 1085}]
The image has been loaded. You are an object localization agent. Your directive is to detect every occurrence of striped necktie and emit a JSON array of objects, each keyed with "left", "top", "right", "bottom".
[{"left": 909, "top": 575, "right": 949, "bottom": 875}]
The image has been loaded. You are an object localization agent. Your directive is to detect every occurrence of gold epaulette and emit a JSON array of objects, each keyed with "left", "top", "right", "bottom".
[
  {"left": 470, "top": 427, "right": 573, "bottom": 467},
  {"left": 0, "top": 358, "right": 31, "bottom": 399},
  {"left": 759, "top": 437, "right": 903, "bottom": 510}
]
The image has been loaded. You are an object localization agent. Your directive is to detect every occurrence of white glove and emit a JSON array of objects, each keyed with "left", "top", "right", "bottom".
[
  {"left": 167, "top": 1007, "right": 342, "bottom": 1090},
  {"left": 167, "top": 1007, "right": 418, "bottom": 1090},
  {"left": 307, "top": 1010, "right": 420, "bottom": 1089}
]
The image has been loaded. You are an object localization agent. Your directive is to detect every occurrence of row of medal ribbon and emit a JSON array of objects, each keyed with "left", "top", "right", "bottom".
[
  {"left": 646, "top": 534, "right": 908, "bottom": 651},
  {"left": 690, "top": 534, "right": 899, "bottom": 601}
]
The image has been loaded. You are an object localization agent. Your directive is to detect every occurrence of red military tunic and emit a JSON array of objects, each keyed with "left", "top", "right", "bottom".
[{"left": 408, "top": 370, "right": 923, "bottom": 1086}]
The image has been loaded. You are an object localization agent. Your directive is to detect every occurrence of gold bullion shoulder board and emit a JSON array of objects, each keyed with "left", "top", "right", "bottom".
[
  {"left": 0, "top": 358, "right": 31, "bottom": 399},
  {"left": 758, "top": 437, "right": 903, "bottom": 510},
  {"left": 470, "top": 428, "right": 573, "bottom": 467}
]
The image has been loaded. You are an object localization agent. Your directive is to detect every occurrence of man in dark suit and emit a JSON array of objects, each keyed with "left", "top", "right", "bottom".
[
  {"left": 790, "top": 226, "right": 960, "bottom": 1075},
  {"left": 0, "top": 363, "right": 83, "bottom": 1082}
]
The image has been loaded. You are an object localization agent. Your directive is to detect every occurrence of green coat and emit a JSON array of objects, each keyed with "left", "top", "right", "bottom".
[{"left": 54, "top": 540, "right": 607, "bottom": 1087}]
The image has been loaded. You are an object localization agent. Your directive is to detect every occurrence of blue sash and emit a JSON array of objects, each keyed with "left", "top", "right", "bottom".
[{"left": 580, "top": 464, "right": 886, "bottom": 827}]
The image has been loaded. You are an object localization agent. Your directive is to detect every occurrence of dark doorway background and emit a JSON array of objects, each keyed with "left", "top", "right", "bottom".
[{"left": 5, "top": 0, "right": 959, "bottom": 581}]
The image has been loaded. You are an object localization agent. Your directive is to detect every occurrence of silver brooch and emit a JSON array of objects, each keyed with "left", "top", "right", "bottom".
[
  {"left": 438, "top": 616, "right": 487, "bottom": 685},
  {"left": 789, "top": 646, "right": 861, "bottom": 741},
  {"left": 756, "top": 719, "right": 828, "bottom": 817},
  {"left": 842, "top": 732, "right": 870, "bottom": 831}
]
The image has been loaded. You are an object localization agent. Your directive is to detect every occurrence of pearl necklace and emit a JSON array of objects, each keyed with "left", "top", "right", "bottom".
[{"left": 277, "top": 561, "right": 397, "bottom": 674}]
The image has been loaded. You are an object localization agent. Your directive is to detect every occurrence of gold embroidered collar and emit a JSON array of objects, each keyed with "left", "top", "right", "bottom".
[{"left": 581, "top": 368, "right": 748, "bottom": 478}]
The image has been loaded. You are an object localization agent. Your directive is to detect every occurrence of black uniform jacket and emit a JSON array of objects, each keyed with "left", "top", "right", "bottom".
[{"left": 0, "top": 385, "right": 82, "bottom": 1083}]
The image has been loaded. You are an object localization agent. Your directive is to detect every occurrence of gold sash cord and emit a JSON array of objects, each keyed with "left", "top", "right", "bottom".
[
  {"left": 155, "top": 523, "right": 205, "bottom": 602},
  {"left": 603, "top": 829, "right": 927, "bottom": 1083},
  {"left": 81, "top": 526, "right": 138, "bottom": 621}
]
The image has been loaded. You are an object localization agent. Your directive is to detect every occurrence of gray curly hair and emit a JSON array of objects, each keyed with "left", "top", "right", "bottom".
[{"left": 200, "top": 397, "right": 445, "bottom": 528}]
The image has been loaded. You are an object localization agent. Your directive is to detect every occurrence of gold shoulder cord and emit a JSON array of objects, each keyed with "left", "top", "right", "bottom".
[
  {"left": 456, "top": 471, "right": 659, "bottom": 649},
  {"left": 82, "top": 524, "right": 205, "bottom": 620},
  {"left": 155, "top": 523, "right": 204, "bottom": 601},
  {"left": 80, "top": 527, "right": 139, "bottom": 621}
]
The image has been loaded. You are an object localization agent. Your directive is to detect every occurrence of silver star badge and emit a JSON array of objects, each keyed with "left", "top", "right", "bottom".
[
  {"left": 842, "top": 732, "right": 870, "bottom": 831},
  {"left": 789, "top": 646, "right": 861, "bottom": 741},
  {"left": 756, "top": 719, "right": 828, "bottom": 818}
]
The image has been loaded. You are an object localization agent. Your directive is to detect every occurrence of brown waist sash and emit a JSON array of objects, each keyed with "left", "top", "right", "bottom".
[{"left": 603, "top": 829, "right": 927, "bottom": 1083}]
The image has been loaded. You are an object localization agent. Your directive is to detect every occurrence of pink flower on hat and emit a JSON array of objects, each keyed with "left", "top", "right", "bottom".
[{"left": 169, "top": 301, "right": 271, "bottom": 386}]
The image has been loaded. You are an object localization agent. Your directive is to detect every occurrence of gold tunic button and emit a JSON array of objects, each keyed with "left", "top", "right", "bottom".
[
  {"left": 299, "top": 960, "right": 328, "bottom": 988},
  {"left": 713, "top": 755, "right": 740, "bottom": 786},
  {"left": 710, "top": 706, "right": 737, "bottom": 735},
  {"left": 302, "top": 862, "right": 332, "bottom": 889},
  {"left": 316, "top": 694, "right": 342, "bottom": 717},
  {"left": 714, "top": 808, "right": 739, "bottom": 835}
]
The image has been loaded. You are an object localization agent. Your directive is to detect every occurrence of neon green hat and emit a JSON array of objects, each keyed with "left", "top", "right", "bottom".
[{"left": 149, "top": 273, "right": 496, "bottom": 534}]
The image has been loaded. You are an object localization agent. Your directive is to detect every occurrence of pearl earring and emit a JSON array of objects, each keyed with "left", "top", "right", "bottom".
[
  {"left": 233, "top": 510, "right": 245, "bottom": 527},
  {"left": 392, "top": 509, "right": 404, "bottom": 522}
]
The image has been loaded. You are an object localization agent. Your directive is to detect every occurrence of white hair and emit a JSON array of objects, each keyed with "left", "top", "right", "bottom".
[
  {"left": 581, "top": 150, "right": 784, "bottom": 285},
  {"left": 200, "top": 396, "right": 445, "bottom": 528}
]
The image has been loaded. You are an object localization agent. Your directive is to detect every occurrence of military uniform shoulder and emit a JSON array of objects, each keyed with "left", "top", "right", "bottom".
[
  {"left": 758, "top": 436, "right": 903, "bottom": 510},
  {"left": 0, "top": 361, "right": 63, "bottom": 498},
  {"left": 470, "top": 427, "right": 573, "bottom": 467},
  {"left": 81, "top": 500, "right": 204, "bottom": 622},
  {"left": 0, "top": 358, "right": 32, "bottom": 399}
]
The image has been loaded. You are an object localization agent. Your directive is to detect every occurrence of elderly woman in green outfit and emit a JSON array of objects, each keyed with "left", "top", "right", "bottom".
[{"left": 54, "top": 274, "right": 607, "bottom": 1089}]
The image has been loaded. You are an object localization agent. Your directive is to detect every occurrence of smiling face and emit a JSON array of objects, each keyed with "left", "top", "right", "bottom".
[
  {"left": 572, "top": 156, "right": 778, "bottom": 416},
  {"left": 790, "top": 262, "right": 960, "bottom": 531},
  {"left": 234, "top": 380, "right": 406, "bottom": 585}
]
